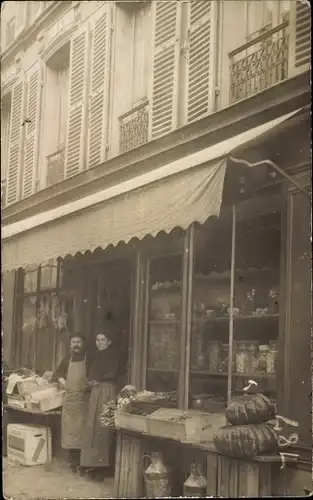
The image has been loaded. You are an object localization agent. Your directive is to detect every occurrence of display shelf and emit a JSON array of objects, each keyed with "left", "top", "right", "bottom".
[
  {"left": 190, "top": 371, "right": 276, "bottom": 379},
  {"left": 193, "top": 314, "right": 279, "bottom": 323},
  {"left": 147, "top": 368, "right": 178, "bottom": 373},
  {"left": 149, "top": 320, "right": 180, "bottom": 324}
]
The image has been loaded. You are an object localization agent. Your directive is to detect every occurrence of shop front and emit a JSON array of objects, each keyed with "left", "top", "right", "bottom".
[{"left": 2, "top": 106, "right": 311, "bottom": 495}]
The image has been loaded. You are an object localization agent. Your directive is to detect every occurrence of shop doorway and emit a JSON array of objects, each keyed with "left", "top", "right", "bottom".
[{"left": 85, "top": 258, "right": 132, "bottom": 390}]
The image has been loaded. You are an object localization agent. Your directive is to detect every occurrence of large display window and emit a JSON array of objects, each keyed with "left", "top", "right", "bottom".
[{"left": 189, "top": 202, "right": 281, "bottom": 412}]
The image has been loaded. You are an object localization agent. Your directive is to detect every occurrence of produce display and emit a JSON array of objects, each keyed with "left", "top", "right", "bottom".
[{"left": 99, "top": 386, "right": 177, "bottom": 427}]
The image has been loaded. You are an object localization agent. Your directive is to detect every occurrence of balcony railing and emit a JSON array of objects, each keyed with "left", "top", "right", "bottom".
[
  {"left": 229, "top": 22, "right": 289, "bottom": 104},
  {"left": 46, "top": 148, "right": 65, "bottom": 187},
  {"left": 119, "top": 101, "right": 149, "bottom": 154},
  {"left": 1, "top": 179, "right": 6, "bottom": 206}
]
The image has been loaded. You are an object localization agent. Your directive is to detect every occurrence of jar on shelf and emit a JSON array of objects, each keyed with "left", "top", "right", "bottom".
[
  {"left": 183, "top": 462, "right": 207, "bottom": 498},
  {"left": 258, "top": 345, "right": 269, "bottom": 373},
  {"left": 236, "top": 343, "right": 248, "bottom": 373},
  {"left": 218, "top": 344, "right": 229, "bottom": 373},
  {"left": 268, "top": 288, "right": 279, "bottom": 314},
  {"left": 267, "top": 343, "right": 278, "bottom": 374},
  {"left": 231, "top": 341, "right": 237, "bottom": 372},
  {"left": 207, "top": 341, "right": 220, "bottom": 372},
  {"left": 246, "top": 343, "right": 257, "bottom": 373}
]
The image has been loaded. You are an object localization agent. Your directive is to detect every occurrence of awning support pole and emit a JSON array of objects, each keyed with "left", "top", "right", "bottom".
[
  {"left": 229, "top": 155, "right": 311, "bottom": 198},
  {"left": 227, "top": 204, "right": 236, "bottom": 407}
]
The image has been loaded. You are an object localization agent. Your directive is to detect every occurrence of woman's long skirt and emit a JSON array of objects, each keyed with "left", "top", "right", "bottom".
[{"left": 80, "top": 381, "right": 116, "bottom": 468}]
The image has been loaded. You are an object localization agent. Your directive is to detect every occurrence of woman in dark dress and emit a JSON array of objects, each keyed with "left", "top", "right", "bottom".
[{"left": 80, "top": 325, "right": 119, "bottom": 473}]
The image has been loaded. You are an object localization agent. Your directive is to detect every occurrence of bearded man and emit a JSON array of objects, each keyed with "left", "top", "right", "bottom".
[{"left": 53, "top": 333, "right": 91, "bottom": 472}]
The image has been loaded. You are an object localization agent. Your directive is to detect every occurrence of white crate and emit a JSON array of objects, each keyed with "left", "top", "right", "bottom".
[
  {"left": 29, "top": 390, "right": 65, "bottom": 413},
  {"left": 7, "top": 424, "right": 52, "bottom": 466}
]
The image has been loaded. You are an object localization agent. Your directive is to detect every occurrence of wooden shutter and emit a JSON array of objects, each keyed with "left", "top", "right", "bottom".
[
  {"left": 150, "top": 1, "right": 181, "bottom": 139},
  {"left": 87, "top": 9, "right": 111, "bottom": 169},
  {"left": 289, "top": 0, "right": 311, "bottom": 75},
  {"left": 65, "top": 29, "right": 89, "bottom": 178},
  {"left": 187, "top": 0, "right": 214, "bottom": 123},
  {"left": 6, "top": 81, "right": 25, "bottom": 206},
  {"left": 23, "top": 68, "right": 41, "bottom": 198}
]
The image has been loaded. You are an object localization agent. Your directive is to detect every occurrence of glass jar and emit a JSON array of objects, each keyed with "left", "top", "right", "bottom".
[
  {"left": 246, "top": 343, "right": 257, "bottom": 373},
  {"left": 218, "top": 344, "right": 229, "bottom": 373},
  {"left": 207, "top": 341, "right": 220, "bottom": 372},
  {"left": 183, "top": 462, "right": 207, "bottom": 498},
  {"left": 258, "top": 345, "right": 269, "bottom": 373},
  {"left": 235, "top": 343, "right": 248, "bottom": 373},
  {"left": 267, "top": 343, "right": 278, "bottom": 374},
  {"left": 232, "top": 341, "right": 237, "bottom": 372}
]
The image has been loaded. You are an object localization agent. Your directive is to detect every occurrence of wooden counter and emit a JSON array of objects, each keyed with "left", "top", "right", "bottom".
[{"left": 114, "top": 429, "right": 298, "bottom": 498}]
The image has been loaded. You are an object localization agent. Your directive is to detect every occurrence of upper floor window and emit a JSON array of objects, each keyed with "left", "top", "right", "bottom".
[
  {"left": 6, "top": 18, "right": 16, "bottom": 47},
  {"left": 246, "top": 0, "right": 290, "bottom": 40},
  {"left": 43, "top": 44, "right": 70, "bottom": 187},
  {"left": 1, "top": 92, "right": 12, "bottom": 202},
  {"left": 45, "top": 44, "right": 70, "bottom": 153}
]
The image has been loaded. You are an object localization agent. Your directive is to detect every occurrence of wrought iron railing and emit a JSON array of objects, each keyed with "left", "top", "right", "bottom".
[
  {"left": 46, "top": 147, "right": 65, "bottom": 187},
  {"left": 1, "top": 179, "right": 6, "bottom": 206},
  {"left": 119, "top": 101, "right": 149, "bottom": 154},
  {"left": 229, "top": 22, "right": 289, "bottom": 104}
]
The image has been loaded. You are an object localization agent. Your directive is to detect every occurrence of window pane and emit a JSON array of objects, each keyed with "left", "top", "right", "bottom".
[
  {"left": 24, "top": 265, "right": 38, "bottom": 293},
  {"left": 189, "top": 203, "right": 281, "bottom": 411},
  {"left": 35, "top": 294, "right": 56, "bottom": 373},
  {"left": 146, "top": 254, "right": 182, "bottom": 399},
  {"left": 20, "top": 296, "right": 37, "bottom": 368},
  {"left": 40, "top": 259, "right": 58, "bottom": 289}
]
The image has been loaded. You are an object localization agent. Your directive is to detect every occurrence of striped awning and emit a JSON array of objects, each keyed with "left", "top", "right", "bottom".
[{"left": 2, "top": 108, "right": 304, "bottom": 272}]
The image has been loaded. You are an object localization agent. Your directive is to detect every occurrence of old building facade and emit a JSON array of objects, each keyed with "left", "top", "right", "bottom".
[{"left": 1, "top": 1, "right": 311, "bottom": 495}]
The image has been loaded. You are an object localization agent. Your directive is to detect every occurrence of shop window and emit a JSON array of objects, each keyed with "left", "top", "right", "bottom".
[
  {"left": 145, "top": 254, "right": 183, "bottom": 398},
  {"left": 189, "top": 201, "right": 281, "bottom": 411},
  {"left": 16, "top": 259, "right": 74, "bottom": 373}
]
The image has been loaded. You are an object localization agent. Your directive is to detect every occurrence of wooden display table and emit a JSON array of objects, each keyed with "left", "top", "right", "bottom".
[{"left": 114, "top": 429, "right": 298, "bottom": 498}]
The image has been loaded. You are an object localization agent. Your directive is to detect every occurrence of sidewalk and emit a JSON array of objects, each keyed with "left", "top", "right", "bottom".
[{"left": 3, "top": 457, "right": 115, "bottom": 500}]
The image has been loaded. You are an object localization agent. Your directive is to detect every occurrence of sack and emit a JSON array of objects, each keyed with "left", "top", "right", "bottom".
[
  {"left": 226, "top": 393, "right": 275, "bottom": 425},
  {"left": 213, "top": 423, "right": 279, "bottom": 458}
]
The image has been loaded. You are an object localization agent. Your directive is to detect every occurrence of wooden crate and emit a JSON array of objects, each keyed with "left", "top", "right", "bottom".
[
  {"left": 115, "top": 409, "right": 149, "bottom": 434},
  {"left": 146, "top": 408, "right": 187, "bottom": 441}
]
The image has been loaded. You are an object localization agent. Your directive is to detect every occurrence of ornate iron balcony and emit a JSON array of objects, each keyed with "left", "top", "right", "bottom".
[
  {"left": 229, "top": 22, "right": 289, "bottom": 104},
  {"left": 1, "top": 179, "right": 6, "bottom": 207},
  {"left": 46, "top": 147, "right": 65, "bottom": 187},
  {"left": 119, "top": 101, "right": 149, "bottom": 154}
]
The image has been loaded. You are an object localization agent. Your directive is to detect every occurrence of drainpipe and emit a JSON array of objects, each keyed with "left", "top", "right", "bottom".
[
  {"left": 229, "top": 155, "right": 311, "bottom": 198},
  {"left": 105, "top": 3, "right": 115, "bottom": 161}
]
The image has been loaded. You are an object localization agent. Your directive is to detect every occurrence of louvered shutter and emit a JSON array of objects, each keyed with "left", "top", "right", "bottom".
[
  {"left": 23, "top": 68, "right": 41, "bottom": 198},
  {"left": 65, "top": 29, "right": 89, "bottom": 178},
  {"left": 87, "top": 9, "right": 111, "bottom": 169},
  {"left": 150, "top": 1, "right": 182, "bottom": 139},
  {"left": 289, "top": 0, "right": 311, "bottom": 76},
  {"left": 6, "top": 81, "right": 25, "bottom": 205},
  {"left": 187, "top": 0, "right": 214, "bottom": 123}
]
